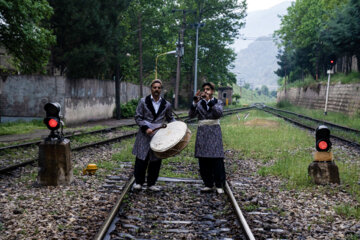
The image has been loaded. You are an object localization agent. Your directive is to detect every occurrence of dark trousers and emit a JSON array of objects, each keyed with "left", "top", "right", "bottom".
[
  {"left": 134, "top": 155, "right": 162, "bottom": 186},
  {"left": 199, "top": 158, "right": 226, "bottom": 188}
]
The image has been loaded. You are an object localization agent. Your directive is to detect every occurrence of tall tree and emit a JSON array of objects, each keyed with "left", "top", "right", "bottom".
[
  {"left": 49, "top": 0, "right": 131, "bottom": 79},
  {"left": 0, "top": 0, "right": 55, "bottom": 73},
  {"left": 178, "top": 0, "right": 247, "bottom": 94},
  {"left": 323, "top": 0, "right": 360, "bottom": 71}
]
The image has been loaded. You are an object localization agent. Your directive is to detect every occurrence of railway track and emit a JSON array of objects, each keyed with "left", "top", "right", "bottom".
[
  {"left": 260, "top": 105, "right": 360, "bottom": 149},
  {"left": 94, "top": 176, "right": 255, "bottom": 240},
  {"left": 0, "top": 107, "right": 253, "bottom": 175}
]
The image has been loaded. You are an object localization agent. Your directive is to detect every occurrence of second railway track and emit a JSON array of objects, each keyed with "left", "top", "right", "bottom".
[{"left": 0, "top": 107, "right": 254, "bottom": 175}]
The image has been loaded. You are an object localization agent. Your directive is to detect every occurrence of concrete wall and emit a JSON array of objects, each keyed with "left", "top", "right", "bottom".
[
  {"left": 0, "top": 75, "right": 150, "bottom": 124},
  {"left": 0, "top": 75, "right": 65, "bottom": 118},
  {"left": 277, "top": 83, "right": 360, "bottom": 115}
]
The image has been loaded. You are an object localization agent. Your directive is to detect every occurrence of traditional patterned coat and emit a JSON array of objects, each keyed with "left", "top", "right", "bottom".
[
  {"left": 189, "top": 98, "right": 224, "bottom": 158},
  {"left": 132, "top": 95, "right": 175, "bottom": 161}
]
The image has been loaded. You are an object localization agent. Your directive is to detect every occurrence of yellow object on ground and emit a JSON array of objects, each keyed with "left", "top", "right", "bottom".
[{"left": 83, "top": 163, "right": 98, "bottom": 175}]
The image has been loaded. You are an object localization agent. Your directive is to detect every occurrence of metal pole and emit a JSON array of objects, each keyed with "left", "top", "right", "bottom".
[
  {"left": 155, "top": 55, "right": 159, "bottom": 80},
  {"left": 175, "top": 53, "right": 181, "bottom": 108},
  {"left": 194, "top": 24, "right": 199, "bottom": 96},
  {"left": 324, "top": 72, "right": 331, "bottom": 115}
]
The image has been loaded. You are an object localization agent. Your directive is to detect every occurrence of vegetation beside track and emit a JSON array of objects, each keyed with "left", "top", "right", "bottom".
[
  {"left": 279, "top": 72, "right": 360, "bottom": 90},
  {"left": 222, "top": 110, "right": 360, "bottom": 219},
  {"left": 0, "top": 120, "right": 46, "bottom": 136},
  {"left": 274, "top": 100, "right": 360, "bottom": 130}
]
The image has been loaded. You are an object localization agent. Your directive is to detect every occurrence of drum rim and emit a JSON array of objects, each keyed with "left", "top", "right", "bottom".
[{"left": 150, "top": 121, "right": 188, "bottom": 153}]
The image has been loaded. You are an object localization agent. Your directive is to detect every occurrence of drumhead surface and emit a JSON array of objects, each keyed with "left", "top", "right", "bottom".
[{"left": 150, "top": 121, "right": 188, "bottom": 152}]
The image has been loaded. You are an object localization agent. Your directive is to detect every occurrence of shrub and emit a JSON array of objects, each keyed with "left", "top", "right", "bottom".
[
  {"left": 120, "top": 99, "right": 139, "bottom": 118},
  {"left": 276, "top": 100, "right": 292, "bottom": 108}
]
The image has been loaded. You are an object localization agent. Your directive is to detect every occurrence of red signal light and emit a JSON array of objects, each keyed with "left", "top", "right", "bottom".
[
  {"left": 330, "top": 60, "right": 334, "bottom": 64},
  {"left": 318, "top": 141, "right": 328, "bottom": 150},
  {"left": 48, "top": 119, "right": 58, "bottom": 128}
]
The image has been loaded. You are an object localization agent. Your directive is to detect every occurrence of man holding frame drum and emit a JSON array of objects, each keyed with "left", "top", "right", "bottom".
[
  {"left": 132, "top": 79, "right": 175, "bottom": 191},
  {"left": 189, "top": 82, "right": 226, "bottom": 194}
]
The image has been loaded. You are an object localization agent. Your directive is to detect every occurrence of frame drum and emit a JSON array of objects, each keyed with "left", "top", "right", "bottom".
[{"left": 150, "top": 121, "right": 191, "bottom": 159}]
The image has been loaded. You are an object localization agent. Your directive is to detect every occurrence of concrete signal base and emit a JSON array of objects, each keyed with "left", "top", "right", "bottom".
[
  {"left": 308, "top": 152, "right": 340, "bottom": 185},
  {"left": 38, "top": 138, "right": 73, "bottom": 186}
]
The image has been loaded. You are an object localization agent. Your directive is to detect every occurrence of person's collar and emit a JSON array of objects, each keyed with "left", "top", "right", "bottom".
[
  {"left": 205, "top": 97, "right": 214, "bottom": 103},
  {"left": 151, "top": 94, "right": 161, "bottom": 102}
]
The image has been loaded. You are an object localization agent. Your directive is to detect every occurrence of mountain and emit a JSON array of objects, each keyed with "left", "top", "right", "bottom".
[
  {"left": 235, "top": 36, "right": 279, "bottom": 90},
  {"left": 231, "top": 1, "right": 292, "bottom": 90},
  {"left": 232, "top": 1, "right": 292, "bottom": 51}
]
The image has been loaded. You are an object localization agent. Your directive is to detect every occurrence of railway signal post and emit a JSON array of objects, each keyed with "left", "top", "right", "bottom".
[
  {"left": 308, "top": 125, "right": 340, "bottom": 185},
  {"left": 324, "top": 55, "right": 336, "bottom": 115},
  {"left": 38, "top": 103, "right": 73, "bottom": 186}
]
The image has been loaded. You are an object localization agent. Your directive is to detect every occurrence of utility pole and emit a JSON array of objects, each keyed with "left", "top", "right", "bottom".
[
  {"left": 138, "top": 14, "right": 143, "bottom": 98},
  {"left": 174, "top": 11, "right": 186, "bottom": 109},
  {"left": 172, "top": 9, "right": 195, "bottom": 108},
  {"left": 193, "top": 22, "right": 204, "bottom": 96}
]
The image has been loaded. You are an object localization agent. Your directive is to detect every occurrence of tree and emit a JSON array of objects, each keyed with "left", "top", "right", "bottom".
[
  {"left": 260, "top": 85, "right": 269, "bottom": 96},
  {"left": 0, "top": 0, "right": 55, "bottom": 73},
  {"left": 232, "top": 93, "right": 241, "bottom": 103},
  {"left": 323, "top": 0, "right": 360, "bottom": 71},
  {"left": 274, "top": 0, "right": 348, "bottom": 84},
  {"left": 49, "top": 0, "right": 131, "bottom": 79}
]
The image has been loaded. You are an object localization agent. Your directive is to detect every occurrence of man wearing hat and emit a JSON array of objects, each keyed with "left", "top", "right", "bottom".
[
  {"left": 189, "top": 82, "right": 226, "bottom": 194},
  {"left": 132, "top": 79, "right": 175, "bottom": 191}
]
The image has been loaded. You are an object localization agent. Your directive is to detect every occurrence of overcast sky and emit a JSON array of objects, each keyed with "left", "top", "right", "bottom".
[{"left": 247, "top": 0, "right": 289, "bottom": 12}]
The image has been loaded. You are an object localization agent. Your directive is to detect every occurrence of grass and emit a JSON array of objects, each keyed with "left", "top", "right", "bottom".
[
  {"left": 273, "top": 100, "right": 360, "bottom": 130},
  {"left": 71, "top": 134, "right": 105, "bottom": 146},
  {"left": 334, "top": 204, "right": 360, "bottom": 220},
  {"left": 282, "top": 72, "right": 360, "bottom": 89},
  {"left": 0, "top": 120, "right": 46, "bottom": 136}
]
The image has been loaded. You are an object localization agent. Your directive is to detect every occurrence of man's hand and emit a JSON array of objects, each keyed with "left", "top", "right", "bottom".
[
  {"left": 146, "top": 128, "right": 153, "bottom": 135},
  {"left": 193, "top": 90, "right": 202, "bottom": 103}
]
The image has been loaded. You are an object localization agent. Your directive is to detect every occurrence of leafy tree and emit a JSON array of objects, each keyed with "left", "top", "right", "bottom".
[
  {"left": 232, "top": 93, "right": 241, "bottom": 102},
  {"left": 0, "top": 0, "right": 55, "bottom": 73},
  {"left": 177, "top": 0, "right": 247, "bottom": 90},
  {"left": 274, "top": 0, "right": 348, "bottom": 84},
  {"left": 260, "top": 85, "right": 269, "bottom": 96},
  {"left": 49, "top": 0, "right": 131, "bottom": 79},
  {"left": 270, "top": 90, "right": 277, "bottom": 98},
  {"left": 244, "top": 83, "right": 250, "bottom": 89},
  {"left": 323, "top": 0, "right": 360, "bottom": 71}
]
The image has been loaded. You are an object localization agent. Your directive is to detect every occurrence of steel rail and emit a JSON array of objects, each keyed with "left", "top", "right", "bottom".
[
  {"left": 0, "top": 123, "right": 138, "bottom": 151},
  {"left": 0, "top": 131, "right": 137, "bottom": 174},
  {"left": 225, "top": 181, "right": 255, "bottom": 240},
  {"left": 264, "top": 106, "right": 360, "bottom": 134},
  {"left": 261, "top": 108, "right": 360, "bottom": 148},
  {"left": 93, "top": 176, "right": 135, "bottom": 240}
]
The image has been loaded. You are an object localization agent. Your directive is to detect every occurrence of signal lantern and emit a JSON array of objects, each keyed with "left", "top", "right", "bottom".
[
  {"left": 328, "top": 54, "right": 337, "bottom": 69},
  {"left": 315, "top": 125, "right": 332, "bottom": 152},
  {"left": 44, "top": 102, "right": 62, "bottom": 132}
]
